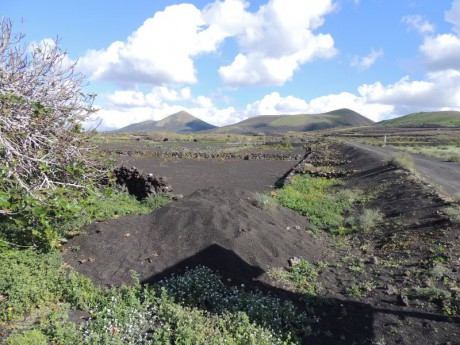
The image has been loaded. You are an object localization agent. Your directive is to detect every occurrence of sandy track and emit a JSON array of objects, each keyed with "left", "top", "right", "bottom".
[{"left": 347, "top": 141, "right": 460, "bottom": 197}]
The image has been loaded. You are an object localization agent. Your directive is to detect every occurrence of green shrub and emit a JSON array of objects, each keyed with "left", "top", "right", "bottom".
[
  {"left": 5, "top": 329, "right": 48, "bottom": 345},
  {"left": 155, "top": 266, "right": 310, "bottom": 334},
  {"left": 81, "top": 267, "right": 310, "bottom": 344},
  {"left": 0, "top": 19, "right": 105, "bottom": 250},
  {"left": 447, "top": 153, "right": 460, "bottom": 163},
  {"left": 444, "top": 296, "right": 460, "bottom": 316},
  {"left": 0, "top": 249, "right": 65, "bottom": 321}
]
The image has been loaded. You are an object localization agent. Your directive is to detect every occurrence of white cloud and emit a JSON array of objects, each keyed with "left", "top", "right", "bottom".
[
  {"left": 402, "top": 15, "right": 435, "bottom": 34},
  {"left": 103, "top": 87, "right": 192, "bottom": 109},
  {"left": 217, "top": 0, "right": 337, "bottom": 86},
  {"left": 243, "top": 91, "right": 394, "bottom": 122},
  {"left": 85, "top": 0, "right": 460, "bottom": 130},
  {"left": 350, "top": 48, "right": 384, "bottom": 70},
  {"left": 420, "top": 33, "right": 460, "bottom": 71},
  {"left": 446, "top": 0, "right": 460, "bottom": 34},
  {"left": 94, "top": 104, "right": 241, "bottom": 130},
  {"left": 91, "top": 85, "right": 243, "bottom": 130},
  {"left": 104, "top": 90, "right": 148, "bottom": 108},
  {"left": 77, "top": 0, "right": 337, "bottom": 88},
  {"left": 244, "top": 92, "right": 309, "bottom": 115},
  {"left": 91, "top": 67, "right": 460, "bottom": 130},
  {"left": 357, "top": 71, "right": 460, "bottom": 115},
  {"left": 193, "top": 95, "right": 214, "bottom": 108},
  {"left": 78, "top": 4, "right": 227, "bottom": 85}
]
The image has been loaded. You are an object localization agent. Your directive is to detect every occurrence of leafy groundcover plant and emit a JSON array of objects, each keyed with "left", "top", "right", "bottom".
[{"left": 0, "top": 249, "right": 316, "bottom": 344}]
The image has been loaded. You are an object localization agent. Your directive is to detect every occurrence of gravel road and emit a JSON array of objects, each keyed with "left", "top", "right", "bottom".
[{"left": 347, "top": 142, "right": 460, "bottom": 197}]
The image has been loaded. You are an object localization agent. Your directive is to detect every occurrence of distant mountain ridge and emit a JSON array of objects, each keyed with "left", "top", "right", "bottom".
[
  {"left": 378, "top": 111, "right": 460, "bottom": 127},
  {"left": 116, "top": 111, "right": 217, "bottom": 133},
  {"left": 210, "top": 108, "right": 373, "bottom": 134},
  {"left": 115, "top": 108, "right": 373, "bottom": 134}
]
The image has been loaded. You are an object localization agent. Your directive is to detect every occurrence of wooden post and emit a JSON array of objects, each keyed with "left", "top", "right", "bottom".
[{"left": 383, "top": 134, "right": 387, "bottom": 147}]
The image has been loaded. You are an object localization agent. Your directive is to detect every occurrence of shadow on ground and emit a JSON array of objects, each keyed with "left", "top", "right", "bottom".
[{"left": 141, "top": 244, "right": 459, "bottom": 345}]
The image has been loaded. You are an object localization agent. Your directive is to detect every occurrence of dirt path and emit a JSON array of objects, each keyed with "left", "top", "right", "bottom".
[{"left": 347, "top": 141, "right": 460, "bottom": 197}]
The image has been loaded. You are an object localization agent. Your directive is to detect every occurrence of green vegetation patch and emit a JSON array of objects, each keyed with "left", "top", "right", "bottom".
[
  {"left": 270, "top": 114, "right": 328, "bottom": 127},
  {"left": 0, "top": 186, "right": 171, "bottom": 250},
  {"left": 380, "top": 111, "right": 460, "bottom": 127},
  {"left": 1, "top": 248, "right": 313, "bottom": 344},
  {"left": 276, "top": 175, "right": 354, "bottom": 233}
]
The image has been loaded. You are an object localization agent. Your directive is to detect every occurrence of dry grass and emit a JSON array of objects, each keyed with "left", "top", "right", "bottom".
[{"left": 391, "top": 152, "right": 414, "bottom": 172}]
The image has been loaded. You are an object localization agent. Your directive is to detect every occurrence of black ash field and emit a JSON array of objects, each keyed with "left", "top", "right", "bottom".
[{"left": 63, "top": 127, "right": 460, "bottom": 345}]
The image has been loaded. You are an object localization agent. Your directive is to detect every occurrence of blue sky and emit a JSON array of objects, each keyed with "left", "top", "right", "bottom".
[{"left": 2, "top": 0, "right": 460, "bottom": 129}]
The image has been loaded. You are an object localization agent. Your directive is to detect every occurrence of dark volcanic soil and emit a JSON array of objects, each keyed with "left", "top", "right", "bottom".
[
  {"left": 119, "top": 155, "right": 297, "bottom": 196},
  {"left": 63, "top": 187, "right": 328, "bottom": 288},
  {"left": 63, "top": 141, "right": 460, "bottom": 345}
]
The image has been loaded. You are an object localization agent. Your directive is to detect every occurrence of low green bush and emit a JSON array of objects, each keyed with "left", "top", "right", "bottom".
[{"left": 346, "top": 281, "right": 375, "bottom": 298}]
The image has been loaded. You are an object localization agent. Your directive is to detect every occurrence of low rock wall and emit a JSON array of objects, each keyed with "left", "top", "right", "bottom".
[
  {"left": 113, "top": 166, "right": 172, "bottom": 200},
  {"left": 103, "top": 150, "right": 303, "bottom": 161}
]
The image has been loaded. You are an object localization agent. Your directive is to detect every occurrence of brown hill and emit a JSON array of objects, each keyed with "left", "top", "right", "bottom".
[{"left": 116, "top": 111, "right": 216, "bottom": 133}]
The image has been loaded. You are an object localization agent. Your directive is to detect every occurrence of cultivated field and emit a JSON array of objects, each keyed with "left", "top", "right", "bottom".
[{"left": 57, "top": 130, "right": 460, "bottom": 344}]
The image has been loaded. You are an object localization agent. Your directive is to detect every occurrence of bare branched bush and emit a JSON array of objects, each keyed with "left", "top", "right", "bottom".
[{"left": 0, "top": 18, "right": 100, "bottom": 199}]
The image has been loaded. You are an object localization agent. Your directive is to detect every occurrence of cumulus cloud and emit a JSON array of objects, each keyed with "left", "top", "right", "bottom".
[
  {"left": 217, "top": 0, "right": 337, "bottom": 86},
  {"left": 402, "top": 15, "right": 435, "bottom": 34},
  {"left": 77, "top": 0, "right": 337, "bottom": 88},
  {"left": 244, "top": 92, "right": 309, "bottom": 115},
  {"left": 78, "top": 4, "right": 227, "bottom": 85},
  {"left": 350, "top": 48, "right": 384, "bottom": 70},
  {"left": 242, "top": 92, "right": 394, "bottom": 122},
  {"left": 91, "top": 85, "right": 242, "bottom": 130},
  {"left": 359, "top": 73, "right": 459, "bottom": 107},
  {"left": 420, "top": 33, "right": 460, "bottom": 71},
  {"left": 86, "top": 0, "right": 460, "bottom": 129}
]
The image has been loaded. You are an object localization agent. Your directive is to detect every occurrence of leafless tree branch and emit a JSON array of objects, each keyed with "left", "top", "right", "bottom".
[{"left": 0, "top": 17, "right": 104, "bottom": 195}]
